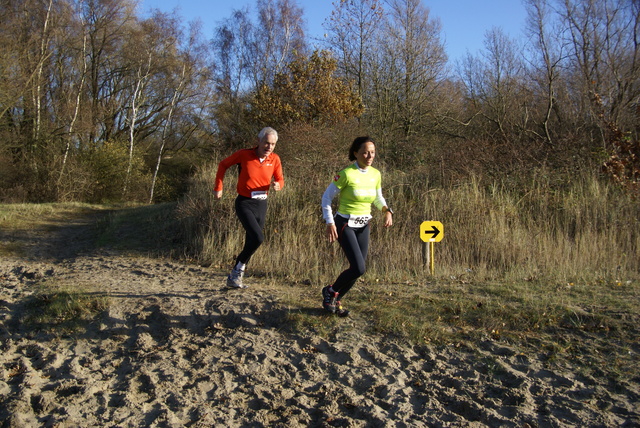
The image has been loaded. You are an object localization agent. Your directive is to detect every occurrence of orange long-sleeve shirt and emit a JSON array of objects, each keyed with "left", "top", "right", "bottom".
[{"left": 214, "top": 148, "right": 285, "bottom": 198}]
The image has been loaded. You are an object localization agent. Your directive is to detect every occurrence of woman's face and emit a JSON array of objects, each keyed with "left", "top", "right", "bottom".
[{"left": 354, "top": 141, "right": 375, "bottom": 169}]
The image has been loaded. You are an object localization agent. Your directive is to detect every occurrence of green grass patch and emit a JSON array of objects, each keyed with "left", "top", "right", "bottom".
[
  {"left": 0, "top": 203, "right": 105, "bottom": 256},
  {"left": 279, "top": 286, "right": 352, "bottom": 338},
  {"left": 22, "top": 282, "right": 109, "bottom": 334}
]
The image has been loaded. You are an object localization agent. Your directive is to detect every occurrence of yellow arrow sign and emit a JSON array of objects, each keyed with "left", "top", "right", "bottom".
[{"left": 420, "top": 221, "right": 443, "bottom": 242}]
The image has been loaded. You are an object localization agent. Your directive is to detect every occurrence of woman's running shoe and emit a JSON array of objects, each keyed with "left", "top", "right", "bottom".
[
  {"left": 322, "top": 285, "right": 338, "bottom": 313},
  {"left": 335, "top": 301, "right": 350, "bottom": 317}
]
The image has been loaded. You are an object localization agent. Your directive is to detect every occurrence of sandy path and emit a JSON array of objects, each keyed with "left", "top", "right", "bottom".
[{"left": 0, "top": 211, "right": 638, "bottom": 427}]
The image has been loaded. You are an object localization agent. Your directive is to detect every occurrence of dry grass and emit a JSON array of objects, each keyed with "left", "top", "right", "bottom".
[{"left": 180, "top": 165, "right": 639, "bottom": 286}]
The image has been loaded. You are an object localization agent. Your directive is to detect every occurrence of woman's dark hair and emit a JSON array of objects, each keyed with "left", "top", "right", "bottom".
[{"left": 348, "top": 136, "right": 374, "bottom": 161}]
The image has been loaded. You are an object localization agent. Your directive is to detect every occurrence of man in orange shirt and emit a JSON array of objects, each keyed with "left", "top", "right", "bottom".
[{"left": 214, "top": 127, "right": 284, "bottom": 288}]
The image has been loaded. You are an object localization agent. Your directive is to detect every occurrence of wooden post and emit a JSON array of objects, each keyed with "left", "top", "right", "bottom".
[
  {"left": 430, "top": 241, "right": 435, "bottom": 276},
  {"left": 422, "top": 241, "right": 428, "bottom": 267},
  {"left": 423, "top": 241, "right": 435, "bottom": 276}
]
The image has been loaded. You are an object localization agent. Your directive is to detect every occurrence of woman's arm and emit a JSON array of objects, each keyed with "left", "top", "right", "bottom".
[{"left": 321, "top": 182, "right": 340, "bottom": 242}]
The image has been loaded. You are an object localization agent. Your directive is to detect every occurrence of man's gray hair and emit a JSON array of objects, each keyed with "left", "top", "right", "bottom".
[{"left": 258, "top": 127, "right": 278, "bottom": 143}]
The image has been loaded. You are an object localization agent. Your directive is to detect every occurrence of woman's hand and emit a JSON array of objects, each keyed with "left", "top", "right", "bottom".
[
  {"left": 326, "top": 223, "right": 338, "bottom": 243},
  {"left": 383, "top": 211, "right": 393, "bottom": 227}
]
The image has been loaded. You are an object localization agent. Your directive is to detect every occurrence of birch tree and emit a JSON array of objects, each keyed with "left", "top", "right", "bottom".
[
  {"left": 251, "top": 0, "right": 307, "bottom": 86},
  {"left": 58, "top": 12, "right": 89, "bottom": 187},
  {"left": 33, "top": 0, "right": 54, "bottom": 145}
]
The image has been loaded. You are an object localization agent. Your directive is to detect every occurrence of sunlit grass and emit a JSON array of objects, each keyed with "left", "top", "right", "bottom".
[
  {"left": 0, "top": 241, "right": 25, "bottom": 257},
  {"left": 180, "top": 165, "right": 639, "bottom": 286},
  {"left": 0, "top": 202, "right": 99, "bottom": 229},
  {"left": 270, "top": 274, "right": 638, "bottom": 378},
  {"left": 0, "top": 203, "right": 101, "bottom": 256}
]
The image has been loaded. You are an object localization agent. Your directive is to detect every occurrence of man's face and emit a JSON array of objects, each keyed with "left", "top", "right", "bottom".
[{"left": 256, "top": 134, "right": 277, "bottom": 158}]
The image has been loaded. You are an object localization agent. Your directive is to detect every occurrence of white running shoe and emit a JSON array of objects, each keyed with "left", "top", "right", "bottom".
[{"left": 226, "top": 268, "right": 247, "bottom": 288}]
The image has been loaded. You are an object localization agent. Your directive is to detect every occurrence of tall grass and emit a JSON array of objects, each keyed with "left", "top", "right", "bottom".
[
  {"left": 178, "top": 163, "right": 639, "bottom": 286},
  {"left": 419, "top": 172, "right": 639, "bottom": 283}
]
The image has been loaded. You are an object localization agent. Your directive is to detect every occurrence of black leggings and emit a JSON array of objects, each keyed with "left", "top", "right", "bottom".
[
  {"left": 234, "top": 195, "right": 268, "bottom": 265},
  {"left": 332, "top": 215, "right": 370, "bottom": 298}
]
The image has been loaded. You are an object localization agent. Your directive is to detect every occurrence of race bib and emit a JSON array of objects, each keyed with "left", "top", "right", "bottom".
[
  {"left": 347, "top": 215, "right": 372, "bottom": 228},
  {"left": 251, "top": 191, "right": 268, "bottom": 200}
]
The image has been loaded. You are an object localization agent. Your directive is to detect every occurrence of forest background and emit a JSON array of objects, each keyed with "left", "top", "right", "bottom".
[{"left": 0, "top": 0, "right": 638, "bottom": 285}]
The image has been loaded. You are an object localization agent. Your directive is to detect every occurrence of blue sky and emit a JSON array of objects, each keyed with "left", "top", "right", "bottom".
[{"left": 139, "top": 0, "right": 528, "bottom": 63}]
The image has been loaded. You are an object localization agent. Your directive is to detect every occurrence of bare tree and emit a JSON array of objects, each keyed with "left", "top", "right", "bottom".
[
  {"left": 560, "top": 0, "right": 640, "bottom": 139},
  {"left": 33, "top": 0, "right": 54, "bottom": 144},
  {"left": 0, "top": 0, "right": 217, "bottom": 202},
  {"left": 459, "top": 28, "right": 524, "bottom": 142},
  {"left": 2, "top": 0, "right": 59, "bottom": 156},
  {"left": 213, "top": 0, "right": 307, "bottom": 91},
  {"left": 149, "top": 63, "right": 185, "bottom": 204},
  {"left": 82, "top": 0, "right": 137, "bottom": 145},
  {"left": 211, "top": 0, "right": 307, "bottom": 146},
  {"left": 368, "top": 0, "right": 447, "bottom": 139},
  {"left": 323, "top": 0, "right": 384, "bottom": 98},
  {"left": 252, "top": 0, "right": 307, "bottom": 86},
  {"left": 150, "top": 21, "right": 213, "bottom": 203},
  {"left": 123, "top": 52, "right": 151, "bottom": 197},
  {"left": 524, "top": 0, "right": 566, "bottom": 146},
  {"left": 213, "top": 7, "right": 253, "bottom": 101},
  {"left": 58, "top": 5, "right": 90, "bottom": 188},
  {"left": 121, "top": 11, "right": 190, "bottom": 199}
]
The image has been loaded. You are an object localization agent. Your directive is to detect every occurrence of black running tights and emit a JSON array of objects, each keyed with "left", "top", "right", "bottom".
[{"left": 332, "top": 215, "right": 370, "bottom": 298}]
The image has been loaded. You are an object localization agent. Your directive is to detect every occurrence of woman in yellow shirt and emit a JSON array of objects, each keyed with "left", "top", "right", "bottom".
[{"left": 320, "top": 136, "right": 393, "bottom": 316}]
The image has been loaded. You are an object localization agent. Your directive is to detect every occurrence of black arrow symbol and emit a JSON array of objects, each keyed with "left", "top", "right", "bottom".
[{"left": 423, "top": 225, "right": 440, "bottom": 239}]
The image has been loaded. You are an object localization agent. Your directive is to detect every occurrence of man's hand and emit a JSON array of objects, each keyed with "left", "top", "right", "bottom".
[
  {"left": 213, "top": 190, "right": 222, "bottom": 199},
  {"left": 271, "top": 181, "right": 281, "bottom": 191}
]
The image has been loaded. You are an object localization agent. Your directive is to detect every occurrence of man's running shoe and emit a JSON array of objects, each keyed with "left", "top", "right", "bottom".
[
  {"left": 226, "top": 268, "right": 247, "bottom": 288},
  {"left": 322, "top": 285, "right": 338, "bottom": 313},
  {"left": 335, "top": 301, "right": 350, "bottom": 317}
]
